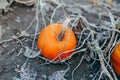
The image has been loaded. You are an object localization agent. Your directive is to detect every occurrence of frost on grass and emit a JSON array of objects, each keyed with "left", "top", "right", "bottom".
[
  {"left": 0, "top": 0, "right": 8, "bottom": 10},
  {"left": 0, "top": 0, "right": 13, "bottom": 12},
  {"left": 13, "top": 62, "right": 37, "bottom": 80},
  {"left": 24, "top": 46, "right": 40, "bottom": 58},
  {"left": 48, "top": 70, "right": 67, "bottom": 80}
]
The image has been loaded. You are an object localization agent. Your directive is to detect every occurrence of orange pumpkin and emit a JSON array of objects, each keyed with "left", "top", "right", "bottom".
[
  {"left": 111, "top": 43, "right": 120, "bottom": 75},
  {"left": 38, "top": 23, "right": 77, "bottom": 61}
]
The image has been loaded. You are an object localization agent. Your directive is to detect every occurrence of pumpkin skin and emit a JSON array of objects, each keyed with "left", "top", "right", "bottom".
[
  {"left": 111, "top": 43, "right": 120, "bottom": 75},
  {"left": 38, "top": 23, "right": 77, "bottom": 61}
]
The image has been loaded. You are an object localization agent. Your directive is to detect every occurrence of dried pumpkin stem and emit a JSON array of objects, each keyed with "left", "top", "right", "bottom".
[
  {"left": 58, "top": 18, "right": 71, "bottom": 41},
  {"left": 57, "top": 5, "right": 70, "bottom": 41}
]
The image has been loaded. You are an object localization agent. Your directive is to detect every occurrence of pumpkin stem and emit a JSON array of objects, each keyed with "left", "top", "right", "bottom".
[
  {"left": 58, "top": 29, "right": 65, "bottom": 41},
  {"left": 58, "top": 18, "right": 71, "bottom": 41}
]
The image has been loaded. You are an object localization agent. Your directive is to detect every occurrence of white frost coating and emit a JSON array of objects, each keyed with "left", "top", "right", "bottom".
[
  {"left": 48, "top": 70, "right": 67, "bottom": 80},
  {"left": 0, "top": 0, "right": 8, "bottom": 10},
  {"left": 24, "top": 46, "right": 40, "bottom": 58},
  {"left": 13, "top": 62, "right": 37, "bottom": 80}
]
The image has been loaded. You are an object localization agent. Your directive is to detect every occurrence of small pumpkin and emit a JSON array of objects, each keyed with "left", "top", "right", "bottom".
[
  {"left": 38, "top": 23, "right": 77, "bottom": 61},
  {"left": 111, "top": 43, "right": 120, "bottom": 75}
]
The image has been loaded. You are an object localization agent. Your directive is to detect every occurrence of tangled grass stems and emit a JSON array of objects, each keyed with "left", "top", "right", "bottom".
[
  {"left": 103, "top": 56, "right": 118, "bottom": 80},
  {"left": 106, "top": 33, "right": 119, "bottom": 60}
]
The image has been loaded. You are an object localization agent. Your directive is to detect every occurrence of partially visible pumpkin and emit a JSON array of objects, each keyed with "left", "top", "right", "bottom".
[
  {"left": 38, "top": 23, "right": 77, "bottom": 61},
  {"left": 111, "top": 43, "right": 120, "bottom": 75}
]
